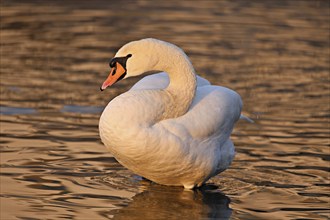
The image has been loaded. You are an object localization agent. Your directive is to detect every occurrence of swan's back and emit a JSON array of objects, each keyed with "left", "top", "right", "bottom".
[{"left": 130, "top": 72, "right": 210, "bottom": 90}]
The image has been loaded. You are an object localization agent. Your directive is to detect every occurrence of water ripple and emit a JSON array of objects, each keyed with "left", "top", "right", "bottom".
[{"left": 1, "top": 0, "right": 329, "bottom": 219}]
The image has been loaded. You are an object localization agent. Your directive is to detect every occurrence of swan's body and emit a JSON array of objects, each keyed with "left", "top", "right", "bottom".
[{"left": 99, "top": 39, "right": 242, "bottom": 189}]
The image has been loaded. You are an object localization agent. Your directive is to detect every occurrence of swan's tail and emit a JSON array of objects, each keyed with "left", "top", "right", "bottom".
[{"left": 239, "top": 114, "right": 254, "bottom": 123}]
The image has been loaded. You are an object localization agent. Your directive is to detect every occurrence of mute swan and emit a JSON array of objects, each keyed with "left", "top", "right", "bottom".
[{"left": 99, "top": 38, "right": 242, "bottom": 189}]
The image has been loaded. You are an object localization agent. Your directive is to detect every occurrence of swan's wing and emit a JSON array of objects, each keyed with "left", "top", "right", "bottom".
[
  {"left": 196, "top": 75, "right": 210, "bottom": 87},
  {"left": 158, "top": 85, "right": 242, "bottom": 143},
  {"left": 130, "top": 72, "right": 210, "bottom": 90},
  {"left": 130, "top": 72, "right": 168, "bottom": 90}
]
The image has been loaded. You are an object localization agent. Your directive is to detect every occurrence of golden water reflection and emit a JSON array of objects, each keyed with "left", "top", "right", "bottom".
[{"left": 1, "top": 0, "right": 329, "bottom": 219}]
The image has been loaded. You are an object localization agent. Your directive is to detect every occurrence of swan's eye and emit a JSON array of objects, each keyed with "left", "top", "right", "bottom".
[
  {"left": 109, "top": 60, "right": 116, "bottom": 68},
  {"left": 109, "top": 55, "right": 131, "bottom": 69}
]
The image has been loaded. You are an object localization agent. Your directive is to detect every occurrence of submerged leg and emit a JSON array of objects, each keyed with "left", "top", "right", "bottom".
[{"left": 183, "top": 183, "right": 196, "bottom": 190}]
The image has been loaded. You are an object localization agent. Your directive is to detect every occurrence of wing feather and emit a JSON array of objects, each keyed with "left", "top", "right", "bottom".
[
  {"left": 159, "top": 85, "right": 242, "bottom": 142},
  {"left": 130, "top": 72, "right": 210, "bottom": 90}
]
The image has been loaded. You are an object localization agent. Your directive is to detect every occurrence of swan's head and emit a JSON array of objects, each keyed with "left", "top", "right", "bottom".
[{"left": 100, "top": 38, "right": 180, "bottom": 91}]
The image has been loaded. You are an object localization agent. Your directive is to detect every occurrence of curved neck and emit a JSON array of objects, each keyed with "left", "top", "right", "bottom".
[{"left": 154, "top": 45, "right": 197, "bottom": 120}]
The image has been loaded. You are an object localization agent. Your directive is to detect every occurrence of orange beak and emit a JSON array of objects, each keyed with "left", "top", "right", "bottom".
[{"left": 100, "top": 62, "right": 126, "bottom": 91}]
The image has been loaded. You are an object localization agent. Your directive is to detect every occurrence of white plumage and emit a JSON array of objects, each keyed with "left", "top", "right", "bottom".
[{"left": 99, "top": 38, "right": 243, "bottom": 189}]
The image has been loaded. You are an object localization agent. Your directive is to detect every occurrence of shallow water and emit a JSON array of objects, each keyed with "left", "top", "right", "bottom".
[{"left": 1, "top": 0, "right": 329, "bottom": 219}]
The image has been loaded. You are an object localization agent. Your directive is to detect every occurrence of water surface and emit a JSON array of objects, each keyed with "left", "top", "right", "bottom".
[{"left": 1, "top": 0, "right": 329, "bottom": 219}]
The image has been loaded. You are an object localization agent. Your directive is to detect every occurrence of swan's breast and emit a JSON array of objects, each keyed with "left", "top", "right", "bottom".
[
  {"left": 101, "top": 90, "right": 163, "bottom": 123},
  {"left": 99, "top": 90, "right": 167, "bottom": 151}
]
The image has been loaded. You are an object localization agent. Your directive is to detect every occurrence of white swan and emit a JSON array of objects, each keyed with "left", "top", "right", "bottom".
[{"left": 99, "top": 38, "right": 242, "bottom": 189}]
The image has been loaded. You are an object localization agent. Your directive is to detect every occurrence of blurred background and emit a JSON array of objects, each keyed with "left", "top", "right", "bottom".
[{"left": 1, "top": 0, "right": 329, "bottom": 219}]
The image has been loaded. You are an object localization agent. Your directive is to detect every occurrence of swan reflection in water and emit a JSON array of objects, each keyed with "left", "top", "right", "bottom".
[{"left": 110, "top": 183, "right": 232, "bottom": 220}]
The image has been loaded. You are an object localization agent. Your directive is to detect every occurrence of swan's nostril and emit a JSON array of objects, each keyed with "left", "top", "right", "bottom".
[{"left": 111, "top": 68, "right": 117, "bottom": 76}]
